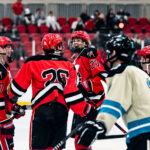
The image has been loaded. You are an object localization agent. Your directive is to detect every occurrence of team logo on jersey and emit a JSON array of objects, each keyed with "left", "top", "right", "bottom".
[
  {"left": 147, "top": 78, "right": 150, "bottom": 88},
  {"left": 87, "top": 50, "right": 95, "bottom": 58}
]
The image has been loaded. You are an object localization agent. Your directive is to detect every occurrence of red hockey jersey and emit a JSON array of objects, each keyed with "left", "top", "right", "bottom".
[
  {"left": 0, "top": 63, "right": 12, "bottom": 122},
  {"left": 73, "top": 47, "right": 107, "bottom": 108},
  {"left": 9, "top": 54, "right": 91, "bottom": 116}
]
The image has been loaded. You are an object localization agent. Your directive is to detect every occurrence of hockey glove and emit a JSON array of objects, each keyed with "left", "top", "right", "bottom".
[
  {"left": 0, "top": 118, "right": 15, "bottom": 138},
  {"left": 84, "top": 106, "right": 98, "bottom": 120},
  {"left": 77, "top": 120, "right": 106, "bottom": 147},
  {"left": 12, "top": 104, "right": 25, "bottom": 119}
]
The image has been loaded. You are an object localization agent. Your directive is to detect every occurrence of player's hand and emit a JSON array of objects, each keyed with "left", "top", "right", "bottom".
[
  {"left": 12, "top": 104, "right": 25, "bottom": 119},
  {"left": 77, "top": 120, "right": 106, "bottom": 147}
]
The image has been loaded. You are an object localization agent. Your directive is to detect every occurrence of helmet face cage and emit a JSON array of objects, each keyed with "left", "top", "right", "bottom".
[
  {"left": 105, "top": 35, "right": 135, "bottom": 63},
  {"left": 140, "top": 45, "right": 150, "bottom": 75},
  {"left": 41, "top": 33, "right": 64, "bottom": 56}
]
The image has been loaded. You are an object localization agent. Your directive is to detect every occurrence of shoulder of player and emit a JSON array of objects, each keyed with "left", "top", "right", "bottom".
[
  {"left": 24, "top": 55, "right": 68, "bottom": 64},
  {"left": 125, "top": 65, "right": 149, "bottom": 78}
]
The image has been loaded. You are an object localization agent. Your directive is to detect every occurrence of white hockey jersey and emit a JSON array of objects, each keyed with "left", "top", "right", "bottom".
[{"left": 97, "top": 64, "right": 150, "bottom": 143}]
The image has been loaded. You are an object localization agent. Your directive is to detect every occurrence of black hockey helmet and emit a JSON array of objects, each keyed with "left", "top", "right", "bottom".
[{"left": 105, "top": 35, "right": 135, "bottom": 63}]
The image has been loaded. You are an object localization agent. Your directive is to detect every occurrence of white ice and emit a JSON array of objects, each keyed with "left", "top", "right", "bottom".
[{"left": 13, "top": 87, "right": 127, "bottom": 150}]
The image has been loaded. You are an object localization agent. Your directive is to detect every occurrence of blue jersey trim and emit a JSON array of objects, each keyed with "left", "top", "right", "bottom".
[
  {"left": 127, "top": 117, "right": 150, "bottom": 143},
  {"left": 98, "top": 99, "right": 125, "bottom": 119}
]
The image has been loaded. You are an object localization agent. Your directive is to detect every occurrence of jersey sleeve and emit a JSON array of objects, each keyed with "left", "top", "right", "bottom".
[
  {"left": 64, "top": 64, "right": 91, "bottom": 117},
  {"left": 96, "top": 69, "right": 132, "bottom": 133},
  {"left": 0, "top": 69, "right": 11, "bottom": 122},
  {"left": 9, "top": 62, "right": 32, "bottom": 100}
]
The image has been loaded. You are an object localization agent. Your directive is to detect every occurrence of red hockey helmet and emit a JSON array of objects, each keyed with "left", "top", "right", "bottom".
[
  {"left": 41, "top": 33, "right": 64, "bottom": 56},
  {"left": 0, "top": 36, "right": 12, "bottom": 48},
  {"left": 0, "top": 36, "right": 12, "bottom": 55},
  {"left": 71, "top": 30, "right": 91, "bottom": 46},
  {"left": 140, "top": 45, "right": 150, "bottom": 75}
]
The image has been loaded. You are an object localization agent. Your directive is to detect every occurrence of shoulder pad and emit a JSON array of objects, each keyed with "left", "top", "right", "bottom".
[
  {"left": 0, "top": 64, "right": 7, "bottom": 80},
  {"left": 82, "top": 47, "right": 98, "bottom": 59}
]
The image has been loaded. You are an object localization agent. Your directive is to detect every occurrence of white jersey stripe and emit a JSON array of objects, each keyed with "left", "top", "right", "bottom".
[
  {"left": 11, "top": 82, "right": 25, "bottom": 96},
  {"left": 65, "top": 93, "right": 83, "bottom": 103},
  {"left": 32, "top": 83, "right": 63, "bottom": 105}
]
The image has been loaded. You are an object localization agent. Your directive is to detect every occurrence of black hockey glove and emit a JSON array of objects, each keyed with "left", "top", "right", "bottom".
[
  {"left": 85, "top": 106, "right": 98, "bottom": 120},
  {"left": 77, "top": 120, "right": 106, "bottom": 147},
  {"left": 12, "top": 104, "right": 25, "bottom": 119},
  {"left": 0, "top": 118, "right": 15, "bottom": 138}
]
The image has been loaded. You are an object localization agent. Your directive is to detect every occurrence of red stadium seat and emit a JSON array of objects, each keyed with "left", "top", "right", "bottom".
[
  {"left": 133, "top": 25, "right": 143, "bottom": 33},
  {"left": 17, "top": 25, "right": 26, "bottom": 33},
  {"left": 31, "top": 33, "right": 41, "bottom": 42},
  {"left": 20, "top": 33, "right": 30, "bottom": 42},
  {"left": 57, "top": 17, "right": 67, "bottom": 27},
  {"left": 139, "top": 17, "right": 148, "bottom": 26},
  {"left": 144, "top": 25, "right": 150, "bottom": 33},
  {"left": 68, "top": 17, "right": 77, "bottom": 26},
  {"left": 137, "top": 33, "right": 146, "bottom": 40},
  {"left": 128, "top": 17, "right": 137, "bottom": 26},
  {"left": 2, "top": 17, "right": 12, "bottom": 27},
  {"left": 23, "top": 41, "right": 32, "bottom": 56},
  {"left": 124, "top": 25, "right": 132, "bottom": 34},
  {"left": 28, "top": 25, "right": 38, "bottom": 33},
  {"left": 61, "top": 25, "right": 71, "bottom": 33},
  {"left": 39, "top": 25, "right": 49, "bottom": 34}
]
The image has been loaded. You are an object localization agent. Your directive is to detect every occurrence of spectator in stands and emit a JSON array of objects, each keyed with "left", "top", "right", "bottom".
[
  {"left": 0, "top": 23, "right": 6, "bottom": 36},
  {"left": 71, "top": 17, "right": 84, "bottom": 32},
  {"left": 12, "top": 0, "right": 24, "bottom": 25},
  {"left": 46, "top": 11, "right": 61, "bottom": 32},
  {"left": 80, "top": 9, "right": 90, "bottom": 24},
  {"left": 7, "top": 24, "right": 20, "bottom": 41},
  {"left": 23, "top": 8, "right": 35, "bottom": 25},
  {"left": 116, "top": 8, "right": 130, "bottom": 24},
  {"left": 92, "top": 10, "right": 105, "bottom": 31},
  {"left": 106, "top": 8, "right": 116, "bottom": 30},
  {"left": 34, "top": 8, "right": 46, "bottom": 27}
]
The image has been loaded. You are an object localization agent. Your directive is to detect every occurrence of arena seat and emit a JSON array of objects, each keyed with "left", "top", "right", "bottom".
[
  {"left": 133, "top": 25, "right": 143, "bottom": 33},
  {"left": 17, "top": 25, "right": 26, "bottom": 33},
  {"left": 39, "top": 25, "right": 49, "bottom": 34},
  {"left": 128, "top": 17, "right": 137, "bottom": 26},
  {"left": 124, "top": 25, "right": 132, "bottom": 34},
  {"left": 68, "top": 17, "right": 77, "bottom": 26},
  {"left": 2, "top": 17, "right": 12, "bottom": 27},
  {"left": 31, "top": 33, "right": 41, "bottom": 42},
  {"left": 139, "top": 17, "right": 149, "bottom": 26},
  {"left": 57, "top": 17, "right": 67, "bottom": 27},
  {"left": 28, "top": 25, "right": 38, "bottom": 33},
  {"left": 20, "top": 33, "right": 30, "bottom": 42},
  {"left": 61, "top": 24, "right": 71, "bottom": 33}
]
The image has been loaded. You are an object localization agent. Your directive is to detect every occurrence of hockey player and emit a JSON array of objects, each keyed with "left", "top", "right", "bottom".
[
  {"left": 0, "top": 36, "right": 24, "bottom": 150},
  {"left": 8, "top": 33, "right": 97, "bottom": 150},
  {"left": 70, "top": 30, "right": 107, "bottom": 150},
  {"left": 140, "top": 45, "right": 150, "bottom": 76},
  {"left": 77, "top": 35, "right": 150, "bottom": 150}
]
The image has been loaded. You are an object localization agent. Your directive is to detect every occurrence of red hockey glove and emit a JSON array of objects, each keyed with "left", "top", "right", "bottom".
[
  {"left": 77, "top": 120, "right": 106, "bottom": 147},
  {"left": 0, "top": 118, "right": 15, "bottom": 138},
  {"left": 12, "top": 104, "right": 25, "bottom": 119}
]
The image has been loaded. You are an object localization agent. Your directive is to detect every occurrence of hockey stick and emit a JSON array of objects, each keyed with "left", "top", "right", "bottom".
[{"left": 53, "top": 120, "right": 127, "bottom": 150}]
